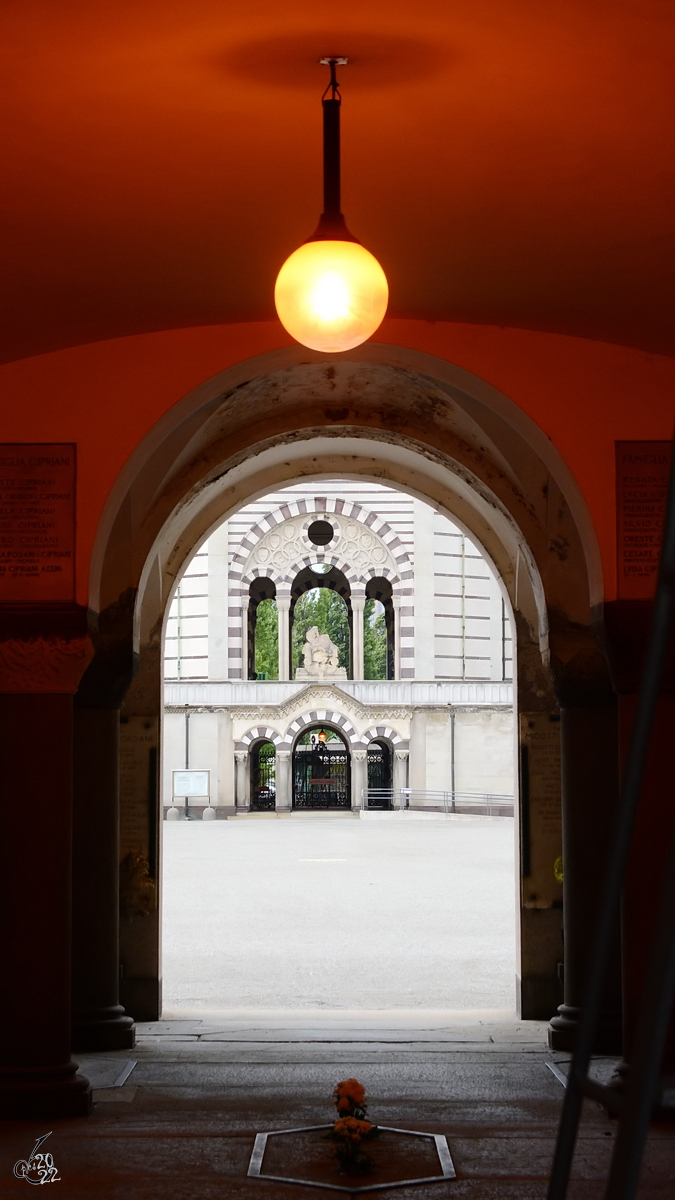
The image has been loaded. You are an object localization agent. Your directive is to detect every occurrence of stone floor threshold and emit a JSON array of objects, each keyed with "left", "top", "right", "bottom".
[{"left": 2, "top": 1012, "right": 674, "bottom": 1197}]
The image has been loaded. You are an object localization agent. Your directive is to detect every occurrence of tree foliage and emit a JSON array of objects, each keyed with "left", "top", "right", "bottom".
[
  {"left": 292, "top": 588, "right": 350, "bottom": 673},
  {"left": 254, "top": 597, "right": 278, "bottom": 679},
  {"left": 364, "top": 598, "right": 388, "bottom": 680}
]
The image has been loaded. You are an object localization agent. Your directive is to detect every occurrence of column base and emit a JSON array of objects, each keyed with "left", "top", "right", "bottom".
[
  {"left": 548, "top": 1003, "right": 623, "bottom": 1053},
  {"left": 605, "top": 1062, "right": 675, "bottom": 1120},
  {"left": 0, "top": 1063, "right": 92, "bottom": 1119},
  {"left": 71, "top": 1005, "right": 135, "bottom": 1052}
]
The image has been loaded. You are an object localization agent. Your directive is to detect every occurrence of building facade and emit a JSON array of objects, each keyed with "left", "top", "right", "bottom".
[{"left": 162, "top": 481, "right": 514, "bottom": 815}]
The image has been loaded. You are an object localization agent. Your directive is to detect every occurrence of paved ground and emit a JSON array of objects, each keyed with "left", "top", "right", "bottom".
[
  {"left": 161, "top": 814, "right": 517, "bottom": 1010},
  {"left": 2, "top": 1014, "right": 674, "bottom": 1197}
]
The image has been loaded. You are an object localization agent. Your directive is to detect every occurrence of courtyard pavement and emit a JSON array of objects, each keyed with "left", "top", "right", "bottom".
[{"left": 162, "top": 814, "right": 518, "bottom": 1011}]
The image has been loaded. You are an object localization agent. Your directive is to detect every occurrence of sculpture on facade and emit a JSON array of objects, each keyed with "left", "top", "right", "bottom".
[{"left": 296, "top": 626, "right": 347, "bottom": 679}]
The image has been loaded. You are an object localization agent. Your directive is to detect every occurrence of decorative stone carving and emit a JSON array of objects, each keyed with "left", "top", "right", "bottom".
[
  {"left": 241, "top": 513, "right": 400, "bottom": 586},
  {"left": 295, "top": 626, "right": 347, "bottom": 680},
  {"left": 0, "top": 635, "right": 94, "bottom": 693}
]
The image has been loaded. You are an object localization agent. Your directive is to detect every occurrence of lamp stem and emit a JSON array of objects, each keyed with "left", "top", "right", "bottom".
[{"left": 322, "top": 97, "right": 341, "bottom": 216}]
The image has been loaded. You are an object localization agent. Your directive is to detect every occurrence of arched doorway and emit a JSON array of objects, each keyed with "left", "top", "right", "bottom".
[
  {"left": 293, "top": 727, "right": 351, "bottom": 809},
  {"left": 87, "top": 345, "right": 609, "bottom": 1030},
  {"left": 367, "top": 739, "right": 393, "bottom": 808},
  {"left": 250, "top": 741, "right": 276, "bottom": 811}
]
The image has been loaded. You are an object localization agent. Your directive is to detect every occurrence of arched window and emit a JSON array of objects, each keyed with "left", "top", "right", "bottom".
[
  {"left": 367, "top": 739, "right": 393, "bottom": 808},
  {"left": 365, "top": 577, "right": 394, "bottom": 679},
  {"left": 251, "top": 742, "right": 276, "bottom": 811},
  {"left": 247, "top": 578, "right": 277, "bottom": 680},
  {"left": 290, "top": 565, "right": 351, "bottom": 677}
]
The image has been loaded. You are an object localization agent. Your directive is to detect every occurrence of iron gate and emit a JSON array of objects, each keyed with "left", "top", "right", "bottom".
[
  {"left": 293, "top": 740, "right": 350, "bottom": 809},
  {"left": 251, "top": 741, "right": 276, "bottom": 811},
  {"left": 367, "top": 740, "right": 392, "bottom": 807}
]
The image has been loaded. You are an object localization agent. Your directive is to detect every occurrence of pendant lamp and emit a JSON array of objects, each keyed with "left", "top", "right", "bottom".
[{"left": 274, "top": 58, "right": 388, "bottom": 353}]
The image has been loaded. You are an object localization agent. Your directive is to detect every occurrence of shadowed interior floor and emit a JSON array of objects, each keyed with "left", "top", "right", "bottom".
[{"left": 2, "top": 1013, "right": 674, "bottom": 1197}]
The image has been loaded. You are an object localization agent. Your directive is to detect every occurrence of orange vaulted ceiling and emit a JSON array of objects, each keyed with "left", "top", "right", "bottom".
[{"left": 0, "top": 0, "right": 673, "bottom": 365}]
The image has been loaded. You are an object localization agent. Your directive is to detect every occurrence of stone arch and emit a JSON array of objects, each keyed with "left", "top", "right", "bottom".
[
  {"left": 85, "top": 343, "right": 608, "bottom": 1023},
  {"left": 235, "top": 725, "right": 284, "bottom": 752},
  {"left": 288, "top": 711, "right": 360, "bottom": 747},
  {"left": 229, "top": 495, "right": 413, "bottom": 590},
  {"left": 361, "top": 725, "right": 408, "bottom": 750}
]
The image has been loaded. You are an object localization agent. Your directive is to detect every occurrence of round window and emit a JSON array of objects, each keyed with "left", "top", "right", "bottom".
[{"left": 307, "top": 519, "right": 335, "bottom": 546}]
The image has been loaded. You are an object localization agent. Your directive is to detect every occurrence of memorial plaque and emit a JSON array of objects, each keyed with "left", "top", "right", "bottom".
[
  {"left": 0, "top": 443, "right": 75, "bottom": 601},
  {"left": 616, "top": 441, "right": 673, "bottom": 599},
  {"left": 519, "top": 713, "right": 562, "bottom": 909}
]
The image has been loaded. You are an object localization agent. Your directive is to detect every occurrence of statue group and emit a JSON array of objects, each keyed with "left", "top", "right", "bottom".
[{"left": 296, "top": 626, "right": 347, "bottom": 680}]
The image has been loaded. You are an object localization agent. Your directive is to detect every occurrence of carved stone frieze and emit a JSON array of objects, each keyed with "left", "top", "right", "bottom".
[{"left": 0, "top": 635, "right": 94, "bottom": 693}]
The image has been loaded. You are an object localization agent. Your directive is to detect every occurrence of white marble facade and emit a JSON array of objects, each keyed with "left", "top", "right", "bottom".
[{"left": 162, "top": 481, "right": 515, "bottom": 814}]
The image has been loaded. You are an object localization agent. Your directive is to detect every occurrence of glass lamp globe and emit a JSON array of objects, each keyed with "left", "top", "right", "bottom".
[{"left": 274, "top": 239, "right": 388, "bottom": 353}]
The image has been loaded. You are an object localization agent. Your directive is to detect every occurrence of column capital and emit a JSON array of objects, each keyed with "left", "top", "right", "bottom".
[
  {"left": 392, "top": 594, "right": 402, "bottom": 609},
  {"left": 394, "top": 748, "right": 409, "bottom": 761},
  {"left": 352, "top": 748, "right": 367, "bottom": 761},
  {"left": 276, "top": 594, "right": 291, "bottom": 610},
  {"left": 276, "top": 748, "right": 291, "bottom": 760},
  {"left": 351, "top": 594, "right": 366, "bottom": 610},
  {"left": 234, "top": 749, "right": 248, "bottom": 762}
]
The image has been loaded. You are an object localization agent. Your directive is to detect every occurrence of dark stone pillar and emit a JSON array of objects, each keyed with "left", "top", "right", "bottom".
[
  {"left": 605, "top": 599, "right": 675, "bottom": 1077},
  {"left": 71, "top": 591, "right": 136, "bottom": 1051},
  {"left": 548, "top": 617, "right": 623, "bottom": 1053},
  {"left": 71, "top": 709, "right": 134, "bottom": 1050},
  {"left": 0, "top": 607, "right": 93, "bottom": 1118}
]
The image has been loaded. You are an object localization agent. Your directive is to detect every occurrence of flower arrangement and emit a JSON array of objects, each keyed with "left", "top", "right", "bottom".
[{"left": 330, "top": 1079, "right": 379, "bottom": 1175}]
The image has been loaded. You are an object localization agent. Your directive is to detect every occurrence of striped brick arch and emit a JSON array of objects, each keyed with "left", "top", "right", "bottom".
[
  {"left": 227, "top": 496, "right": 415, "bottom": 679},
  {"left": 235, "top": 726, "right": 284, "bottom": 752},
  {"left": 361, "top": 725, "right": 408, "bottom": 750},
  {"left": 287, "top": 711, "right": 360, "bottom": 748},
  {"left": 229, "top": 495, "right": 414, "bottom": 585}
]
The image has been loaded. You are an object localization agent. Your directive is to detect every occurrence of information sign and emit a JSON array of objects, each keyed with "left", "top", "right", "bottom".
[{"left": 173, "top": 770, "right": 210, "bottom": 798}]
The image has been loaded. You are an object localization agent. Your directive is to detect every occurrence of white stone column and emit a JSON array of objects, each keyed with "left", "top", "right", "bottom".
[
  {"left": 275, "top": 749, "right": 292, "bottom": 812},
  {"left": 277, "top": 595, "right": 291, "bottom": 681},
  {"left": 216, "top": 711, "right": 235, "bottom": 812},
  {"left": 409, "top": 711, "right": 427, "bottom": 793},
  {"left": 392, "top": 595, "right": 401, "bottom": 680},
  {"left": 394, "top": 748, "right": 409, "bottom": 807},
  {"left": 234, "top": 750, "right": 249, "bottom": 811},
  {"left": 351, "top": 595, "right": 366, "bottom": 680},
  {"left": 351, "top": 748, "right": 368, "bottom": 810}
]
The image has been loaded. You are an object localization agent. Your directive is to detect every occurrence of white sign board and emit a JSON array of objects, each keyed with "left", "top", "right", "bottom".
[{"left": 172, "top": 770, "right": 210, "bottom": 798}]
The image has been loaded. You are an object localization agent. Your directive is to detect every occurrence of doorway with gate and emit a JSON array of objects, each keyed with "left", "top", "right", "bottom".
[{"left": 292, "top": 727, "right": 351, "bottom": 809}]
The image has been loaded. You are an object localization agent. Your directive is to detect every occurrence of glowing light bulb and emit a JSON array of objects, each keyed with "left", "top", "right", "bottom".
[{"left": 275, "top": 239, "right": 388, "bottom": 353}]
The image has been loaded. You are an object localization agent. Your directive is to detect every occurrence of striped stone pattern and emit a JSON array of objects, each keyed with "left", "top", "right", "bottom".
[
  {"left": 433, "top": 514, "right": 512, "bottom": 681},
  {"left": 164, "top": 546, "right": 208, "bottom": 679},
  {"left": 285, "top": 710, "right": 360, "bottom": 749},
  {"left": 235, "top": 725, "right": 283, "bottom": 751},
  {"left": 361, "top": 725, "right": 408, "bottom": 749},
  {"left": 226, "top": 494, "right": 415, "bottom": 679}
]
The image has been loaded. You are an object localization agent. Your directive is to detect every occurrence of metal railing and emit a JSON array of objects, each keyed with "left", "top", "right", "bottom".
[{"left": 360, "top": 788, "right": 514, "bottom": 816}]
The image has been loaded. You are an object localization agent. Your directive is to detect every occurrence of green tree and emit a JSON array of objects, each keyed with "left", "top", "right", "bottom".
[
  {"left": 254, "top": 598, "right": 278, "bottom": 678},
  {"left": 364, "top": 597, "right": 388, "bottom": 679},
  {"left": 292, "top": 587, "right": 350, "bottom": 673}
]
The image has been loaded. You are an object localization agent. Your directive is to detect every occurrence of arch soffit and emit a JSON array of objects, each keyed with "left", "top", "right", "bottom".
[
  {"left": 89, "top": 344, "right": 601, "bottom": 663},
  {"left": 232, "top": 498, "right": 411, "bottom": 593}
]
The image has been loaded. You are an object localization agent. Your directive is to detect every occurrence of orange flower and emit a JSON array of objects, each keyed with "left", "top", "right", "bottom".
[
  {"left": 333, "top": 1078, "right": 366, "bottom": 1105},
  {"left": 334, "top": 1117, "right": 372, "bottom": 1141}
]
